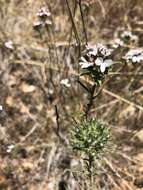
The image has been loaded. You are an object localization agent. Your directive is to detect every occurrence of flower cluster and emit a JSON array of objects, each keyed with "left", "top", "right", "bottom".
[
  {"left": 79, "top": 43, "right": 113, "bottom": 73},
  {"left": 121, "top": 31, "right": 138, "bottom": 43},
  {"left": 33, "top": 7, "right": 52, "bottom": 30},
  {"left": 37, "top": 7, "right": 51, "bottom": 18},
  {"left": 124, "top": 49, "right": 143, "bottom": 63},
  {"left": 112, "top": 30, "right": 138, "bottom": 49}
]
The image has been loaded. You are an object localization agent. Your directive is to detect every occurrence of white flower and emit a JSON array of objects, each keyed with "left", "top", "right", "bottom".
[
  {"left": 4, "top": 41, "right": 14, "bottom": 50},
  {"left": 79, "top": 57, "right": 93, "bottom": 69},
  {"left": 131, "top": 53, "right": 143, "bottom": 63},
  {"left": 121, "top": 31, "right": 132, "bottom": 38},
  {"left": 86, "top": 45, "right": 98, "bottom": 56},
  {"left": 60, "top": 79, "right": 71, "bottom": 88},
  {"left": 49, "top": 89, "right": 54, "bottom": 94},
  {"left": 124, "top": 49, "right": 143, "bottom": 63},
  {"left": 95, "top": 57, "right": 113, "bottom": 73},
  {"left": 79, "top": 43, "right": 114, "bottom": 73},
  {"left": 97, "top": 43, "right": 112, "bottom": 57},
  {"left": 0, "top": 105, "right": 3, "bottom": 111},
  {"left": 37, "top": 7, "right": 51, "bottom": 17},
  {"left": 112, "top": 38, "right": 124, "bottom": 49},
  {"left": 34, "top": 20, "right": 52, "bottom": 29},
  {"left": 33, "top": 21, "right": 43, "bottom": 27},
  {"left": 7, "top": 145, "right": 15, "bottom": 153}
]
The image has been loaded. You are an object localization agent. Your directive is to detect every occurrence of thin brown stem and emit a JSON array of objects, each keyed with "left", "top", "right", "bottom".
[
  {"left": 84, "top": 84, "right": 96, "bottom": 120},
  {"left": 65, "top": 0, "right": 81, "bottom": 57},
  {"left": 78, "top": 0, "right": 88, "bottom": 45}
]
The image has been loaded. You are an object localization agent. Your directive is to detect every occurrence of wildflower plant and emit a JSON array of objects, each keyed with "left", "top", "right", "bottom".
[
  {"left": 70, "top": 44, "right": 113, "bottom": 180},
  {"left": 70, "top": 27, "right": 143, "bottom": 187},
  {"left": 70, "top": 29, "right": 143, "bottom": 186},
  {"left": 41, "top": 0, "right": 143, "bottom": 186}
]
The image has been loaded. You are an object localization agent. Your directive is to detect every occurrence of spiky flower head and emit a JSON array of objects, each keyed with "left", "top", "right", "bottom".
[{"left": 70, "top": 118, "right": 110, "bottom": 159}]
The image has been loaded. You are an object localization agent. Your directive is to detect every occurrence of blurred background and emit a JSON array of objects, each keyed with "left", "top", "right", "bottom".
[{"left": 0, "top": 0, "right": 143, "bottom": 189}]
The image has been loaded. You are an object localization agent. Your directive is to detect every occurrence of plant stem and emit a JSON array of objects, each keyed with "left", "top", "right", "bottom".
[
  {"left": 78, "top": 0, "right": 88, "bottom": 45},
  {"left": 84, "top": 84, "right": 96, "bottom": 120}
]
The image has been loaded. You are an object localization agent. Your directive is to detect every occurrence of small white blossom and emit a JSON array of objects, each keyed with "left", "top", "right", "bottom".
[
  {"left": 33, "top": 21, "right": 43, "bottom": 27},
  {"left": 0, "top": 105, "right": 3, "bottom": 111},
  {"left": 37, "top": 7, "right": 51, "bottom": 18},
  {"left": 95, "top": 57, "right": 113, "bottom": 73},
  {"left": 49, "top": 89, "right": 54, "bottom": 94},
  {"left": 33, "top": 20, "right": 52, "bottom": 29},
  {"left": 97, "top": 43, "right": 112, "bottom": 57},
  {"left": 86, "top": 45, "right": 98, "bottom": 56},
  {"left": 4, "top": 41, "right": 14, "bottom": 50},
  {"left": 79, "top": 57, "right": 93, "bottom": 69},
  {"left": 121, "top": 31, "right": 132, "bottom": 38},
  {"left": 112, "top": 38, "right": 124, "bottom": 49},
  {"left": 124, "top": 49, "right": 143, "bottom": 63},
  {"left": 7, "top": 144, "right": 15, "bottom": 153},
  {"left": 60, "top": 79, "right": 71, "bottom": 88}
]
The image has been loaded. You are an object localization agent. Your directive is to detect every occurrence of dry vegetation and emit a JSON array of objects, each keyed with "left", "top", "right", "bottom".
[{"left": 0, "top": 0, "right": 143, "bottom": 189}]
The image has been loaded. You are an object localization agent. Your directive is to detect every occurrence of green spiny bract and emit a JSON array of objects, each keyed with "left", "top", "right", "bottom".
[{"left": 70, "top": 118, "right": 110, "bottom": 161}]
